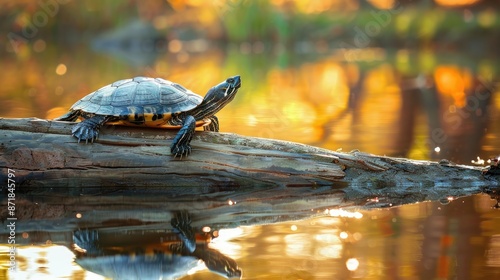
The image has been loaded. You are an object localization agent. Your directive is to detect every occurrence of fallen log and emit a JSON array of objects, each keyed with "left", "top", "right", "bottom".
[
  {"left": 1, "top": 117, "right": 500, "bottom": 242},
  {"left": 1, "top": 117, "right": 499, "bottom": 197},
  {"left": 1, "top": 117, "right": 346, "bottom": 188}
]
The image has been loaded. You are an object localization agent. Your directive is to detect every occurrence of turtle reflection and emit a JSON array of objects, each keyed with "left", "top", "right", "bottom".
[{"left": 72, "top": 211, "right": 242, "bottom": 279}]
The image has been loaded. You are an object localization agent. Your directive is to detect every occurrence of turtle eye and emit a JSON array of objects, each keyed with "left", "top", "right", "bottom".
[{"left": 226, "top": 78, "right": 234, "bottom": 84}]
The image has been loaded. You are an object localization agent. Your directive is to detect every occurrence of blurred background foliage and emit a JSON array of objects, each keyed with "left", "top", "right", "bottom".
[
  {"left": 2, "top": 0, "right": 500, "bottom": 50},
  {"left": 0, "top": 0, "right": 499, "bottom": 163}
]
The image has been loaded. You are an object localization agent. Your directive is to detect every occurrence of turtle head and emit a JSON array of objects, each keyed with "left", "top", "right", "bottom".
[
  {"left": 206, "top": 75, "right": 241, "bottom": 104},
  {"left": 192, "top": 75, "right": 241, "bottom": 119},
  {"left": 203, "top": 76, "right": 241, "bottom": 111}
]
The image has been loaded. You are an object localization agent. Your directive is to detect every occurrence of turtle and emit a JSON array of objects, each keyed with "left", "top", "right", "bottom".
[
  {"left": 72, "top": 211, "right": 242, "bottom": 279},
  {"left": 55, "top": 75, "right": 241, "bottom": 158}
]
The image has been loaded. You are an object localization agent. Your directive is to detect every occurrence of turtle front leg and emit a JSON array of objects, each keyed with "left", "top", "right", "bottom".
[
  {"left": 203, "top": 115, "right": 219, "bottom": 132},
  {"left": 170, "top": 115, "right": 196, "bottom": 158},
  {"left": 72, "top": 115, "right": 113, "bottom": 144},
  {"left": 171, "top": 211, "right": 196, "bottom": 253}
]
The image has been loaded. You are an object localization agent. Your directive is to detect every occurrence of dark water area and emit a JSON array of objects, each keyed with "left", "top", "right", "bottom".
[{"left": 1, "top": 1, "right": 500, "bottom": 279}]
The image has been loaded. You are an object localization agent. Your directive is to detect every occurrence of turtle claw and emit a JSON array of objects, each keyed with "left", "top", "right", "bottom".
[
  {"left": 73, "top": 229, "right": 101, "bottom": 256},
  {"left": 171, "top": 144, "right": 192, "bottom": 159}
]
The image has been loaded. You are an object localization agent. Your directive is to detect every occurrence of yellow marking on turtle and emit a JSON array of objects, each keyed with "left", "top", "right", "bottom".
[{"left": 108, "top": 114, "right": 211, "bottom": 129}]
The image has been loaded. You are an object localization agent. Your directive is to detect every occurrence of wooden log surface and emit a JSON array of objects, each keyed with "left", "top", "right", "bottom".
[
  {"left": 1, "top": 117, "right": 499, "bottom": 239},
  {"left": 0, "top": 117, "right": 346, "bottom": 188}
]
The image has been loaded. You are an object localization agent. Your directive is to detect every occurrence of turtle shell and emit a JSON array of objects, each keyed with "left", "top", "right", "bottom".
[
  {"left": 76, "top": 252, "right": 201, "bottom": 280},
  {"left": 70, "top": 77, "right": 206, "bottom": 127}
]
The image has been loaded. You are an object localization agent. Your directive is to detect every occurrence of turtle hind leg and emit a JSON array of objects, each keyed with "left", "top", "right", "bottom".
[
  {"left": 54, "top": 110, "right": 80, "bottom": 122},
  {"left": 203, "top": 115, "right": 219, "bottom": 132},
  {"left": 170, "top": 115, "right": 196, "bottom": 158},
  {"left": 73, "top": 229, "right": 102, "bottom": 256},
  {"left": 72, "top": 115, "right": 113, "bottom": 144}
]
